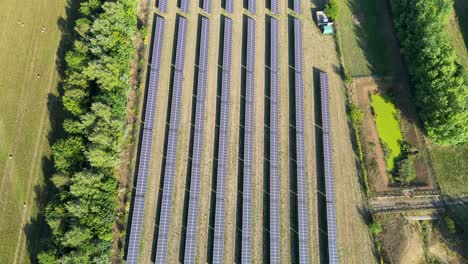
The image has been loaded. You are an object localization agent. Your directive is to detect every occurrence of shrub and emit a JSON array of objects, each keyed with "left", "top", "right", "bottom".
[{"left": 324, "top": 0, "right": 338, "bottom": 21}]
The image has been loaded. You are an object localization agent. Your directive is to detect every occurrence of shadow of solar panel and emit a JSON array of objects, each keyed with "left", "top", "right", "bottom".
[
  {"left": 184, "top": 17, "right": 211, "bottom": 264},
  {"left": 126, "top": 16, "right": 166, "bottom": 264},
  {"left": 212, "top": 17, "right": 233, "bottom": 264},
  {"left": 155, "top": 16, "right": 188, "bottom": 264}
]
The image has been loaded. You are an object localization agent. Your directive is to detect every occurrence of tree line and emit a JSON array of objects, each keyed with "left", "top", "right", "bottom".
[
  {"left": 392, "top": 0, "right": 467, "bottom": 145},
  {"left": 38, "top": 0, "right": 137, "bottom": 262}
]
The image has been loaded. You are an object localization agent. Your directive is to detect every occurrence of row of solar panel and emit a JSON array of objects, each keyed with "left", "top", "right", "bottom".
[
  {"left": 155, "top": 16, "right": 189, "bottom": 264},
  {"left": 271, "top": 0, "right": 279, "bottom": 14},
  {"left": 212, "top": 16, "right": 233, "bottom": 264},
  {"left": 183, "top": 16, "right": 211, "bottom": 264},
  {"left": 240, "top": 16, "right": 256, "bottom": 264},
  {"left": 320, "top": 72, "right": 339, "bottom": 264},
  {"left": 126, "top": 16, "right": 166, "bottom": 264},
  {"left": 269, "top": 17, "right": 281, "bottom": 264},
  {"left": 293, "top": 0, "right": 302, "bottom": 14},
  {"left": 293, "top": 18, "right": 310, "bottom": 264}
]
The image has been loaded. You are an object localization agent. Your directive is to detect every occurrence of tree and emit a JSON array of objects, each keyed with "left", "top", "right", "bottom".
[
  {"left": 324, "top": 0, "right": 338, "bottom": 21},
  {"left": 52, "top": 137, "right": 85, "bottom": 174}
]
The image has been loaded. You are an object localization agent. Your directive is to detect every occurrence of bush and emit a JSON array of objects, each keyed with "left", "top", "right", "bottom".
[
  {"left": 369, "top": 221, "right": 383, "bottom": 235},
  {"left": 324, "top": 0, "right": 338, "bottom": 21},
  {"left": 392, "top": 0, "right": 468, "bottom": 145},
  {"left": 395, "top": 155, "right": 416, "bottom": 184},
  {"left": 40, "top": 0, "right": 137, "bottom": 262}
]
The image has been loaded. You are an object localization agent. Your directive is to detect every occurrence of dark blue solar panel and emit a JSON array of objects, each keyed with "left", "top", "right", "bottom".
[
  {"left": 203, "top": 0, "right": 212, "bottom": 13},
  {"left": 155, "top": 16, "right": 188, "bottom": 264},
  {"left": 271, "top": 0, "right": 279, "bottom": 14},
  {"left": 184, "top": 17, "right": 211, "bottom": 264},
  {"left": 269, "top": 17, "right": 281, "bottom": 264},
  {"left": 320, "top": 72, "right": 339, "bottom": 264},
  {"left": 181, "top": 0, "right": 190, "bottom": 13},
  {"left": 159, "top": 0, "right": 168, "bottom": 13},
  {"left": 225, "top": 0, "right": 233, "bottom": 14},
  {"left": 248, "top": 0, "right": 256, "bottom": 14},
  {"left": 293, "top": 0, "right": 302, "bottom": 14},
  {"left": 241, "top": 16, "right": 256, "bottom": 264},
  {"left": 126, "top": 16, "right": 166, "bottom": 264},
  {"left": 212, "top": 17, "right": 233, "bottom": 264},
  {"left": 293, "top": 18, "right": 309, "bottom": 264}
]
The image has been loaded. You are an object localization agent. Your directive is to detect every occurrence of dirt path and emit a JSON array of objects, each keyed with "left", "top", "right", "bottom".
[
  {"left": 277, "top": 1, "right": 292, "bottom": 262},
  {"left": 251, "top": 2, "right": 266, "bottom": 263},
  {"left": 350, "top": 78, "right": 389, "bottom": 191}
]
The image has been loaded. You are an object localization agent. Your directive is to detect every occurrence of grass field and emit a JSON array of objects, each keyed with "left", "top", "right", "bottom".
[
  {"left": 430, "top": 144, "right": 468, "bottom": 196},
  {"left": 336, "top": 0, "right": 400, "bottom": 76},
  {"left": 370, "top": 94, "right": 403, "bottom": 172},
  {"left": 0, "top": 0, "right": 67, "bottom": 263},
  {"left": 448, "top": 0, "right": 468, "bottom": 70}
]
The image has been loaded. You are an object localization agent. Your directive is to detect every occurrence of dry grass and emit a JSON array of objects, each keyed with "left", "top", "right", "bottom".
[{"left": 0, "top": 1, "right": 66, "bottom": 263}]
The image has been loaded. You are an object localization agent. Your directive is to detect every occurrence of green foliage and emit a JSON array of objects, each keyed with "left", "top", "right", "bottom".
[
  {"left": 349, "top": 103, "right": 363, "bottom": 124},
  {"left": 325, "top": 0, "right": 339, "bottom": 21},
  {"left": 392, "top": 0, "right": 468, "bottom": 145},
  {"left": 40, "top": 0, "right": 137, "bottom": 262},
  {"left": 395, "top": 155, "right": 416, "bottom": 184},
  {"left": 444, "top": 215, "right": 456, "bottom": 234},
  {"left": 369, "top": 221, "right": 383, "bottom": 235}
]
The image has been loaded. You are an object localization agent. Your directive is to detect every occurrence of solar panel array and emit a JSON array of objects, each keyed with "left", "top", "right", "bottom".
[
  {"left": 320, "top": 72, "right": 339, "bottom": 264},
  {"left": 225, "top": 0, "right": 234, "bottom": 14},
  {"left": 158, "top": 0, "right": 168, "bottom": 13},
  {"left": 181, "top": 0, "right": 190, "bottom": 13},
  {"left": 184, "top": 16, "right": 210, "bottom": 264},
  {"left": 269, "top": 17, "right": 281, "bottom": 264},
  {"left": 241, "top": 16, "right": 255, "bottom": 264},
  {"left": 271, "top": 0, "right": 279, "bottom": 14},
  {"left": 212, "top": 17, "right": 233, "bottom": 264},
  {"left": 126, "top": 16, "right": 165, "bottom": 264},
  {"left": 248, "top": 0, "right": 256, "bottom": 14},
  {"left": 203, "top": 0, "right": 212, "bottom": 13},
  {"left": 293, "top": 0, "right": 302, "bottom": 14},
  {"left": 293, "top": 18, "right": 310, "bottom": 264},
  {"left": 155, "top": 16, "right": 188, "bottom": 264}
]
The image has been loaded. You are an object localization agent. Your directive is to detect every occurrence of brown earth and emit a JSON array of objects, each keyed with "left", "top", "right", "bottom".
[{"left": 349, "top": 76, "right": 437, "bottom": 193}]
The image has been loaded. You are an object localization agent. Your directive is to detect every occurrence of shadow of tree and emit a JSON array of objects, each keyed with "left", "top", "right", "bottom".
[
  {"left": 454, "top": 0, "right": 468, "bottom": 48},
  {"left": 23, "top": 0, "right": 80, "bottom": 262}
]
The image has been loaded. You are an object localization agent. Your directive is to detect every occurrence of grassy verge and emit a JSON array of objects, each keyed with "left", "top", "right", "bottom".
[
  {"left": 335, "top": 0, "right": 397, "bottom": 76},
  {"left": 370, "top": 94, "right": 403, "bottom": 171},
  {"left": 430, "top": 143, "right": 468, "bottom": 196}
]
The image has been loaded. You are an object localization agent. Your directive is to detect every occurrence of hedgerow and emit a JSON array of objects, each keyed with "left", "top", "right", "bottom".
[
  {"left": 38, "top": 0, "right": 137, "bottom": 262},
  {"left": 392, "top": 0, "right": 468, "bottom": 145}
]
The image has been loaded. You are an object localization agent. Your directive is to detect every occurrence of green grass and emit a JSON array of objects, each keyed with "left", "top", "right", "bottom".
[
  {"left": 430, "top": 144, "right": 468, "bottom": 196},
  {"left": 447, "top": 1, "right": 468, "bottom": 80},
  {"left": 0, "top": 0, "right": 67, "bottom": 262},
  {"left": 336, "top": 0, "right": 399, "bottom": 76},
  {"left": 371, "top": 94, "right": 404, "bottom": 171}
]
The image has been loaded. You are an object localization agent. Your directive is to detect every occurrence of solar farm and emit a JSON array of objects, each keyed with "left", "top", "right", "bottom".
[{"left": 127, "top": 0, "right": 375, "bottom": 263}]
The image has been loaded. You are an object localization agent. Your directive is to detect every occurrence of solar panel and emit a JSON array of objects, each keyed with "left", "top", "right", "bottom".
[
  {"left": 293, "top": 0, "right": 302, "bottom": 14},
  {"left": 225, "top": 0, "right": 234, "bottom": 14},
  {"left": 158, "top": 0, "right": 168, "bottom": 13},
  {"left": 320, "top": 72, "right": 339, "bottom": 264},
  {"left": 203, "top": 0, "right": 212, "bottom": 13},
  {"left": 248, "top": 0, "right": 256, "bottom": 14},
  {"left": 293, "top": 18, "right": 310, "bottom": 264},
  {"left": 269, "top": 17, "right": 281, "bottom": 264},
  {"left": 184, "top": 17, "right": 211, "bottom": 264},
  {"left": 241, "top": 16, "right": 256, "bottom": 264},
  {"left": 126, "top": 16, "right": 166, "bottom": 264},
  {"left": 154, "top": 16, "right": 188, "bottom": 264},
  {"left": 271, "top": 0, "right": 279, "bottom": 14},
  {"left": 181, "top": 0, "right": 190, "bottom": 13},
  {"left": 212, "top": 17, "right": 233, "bottom": 264}
]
